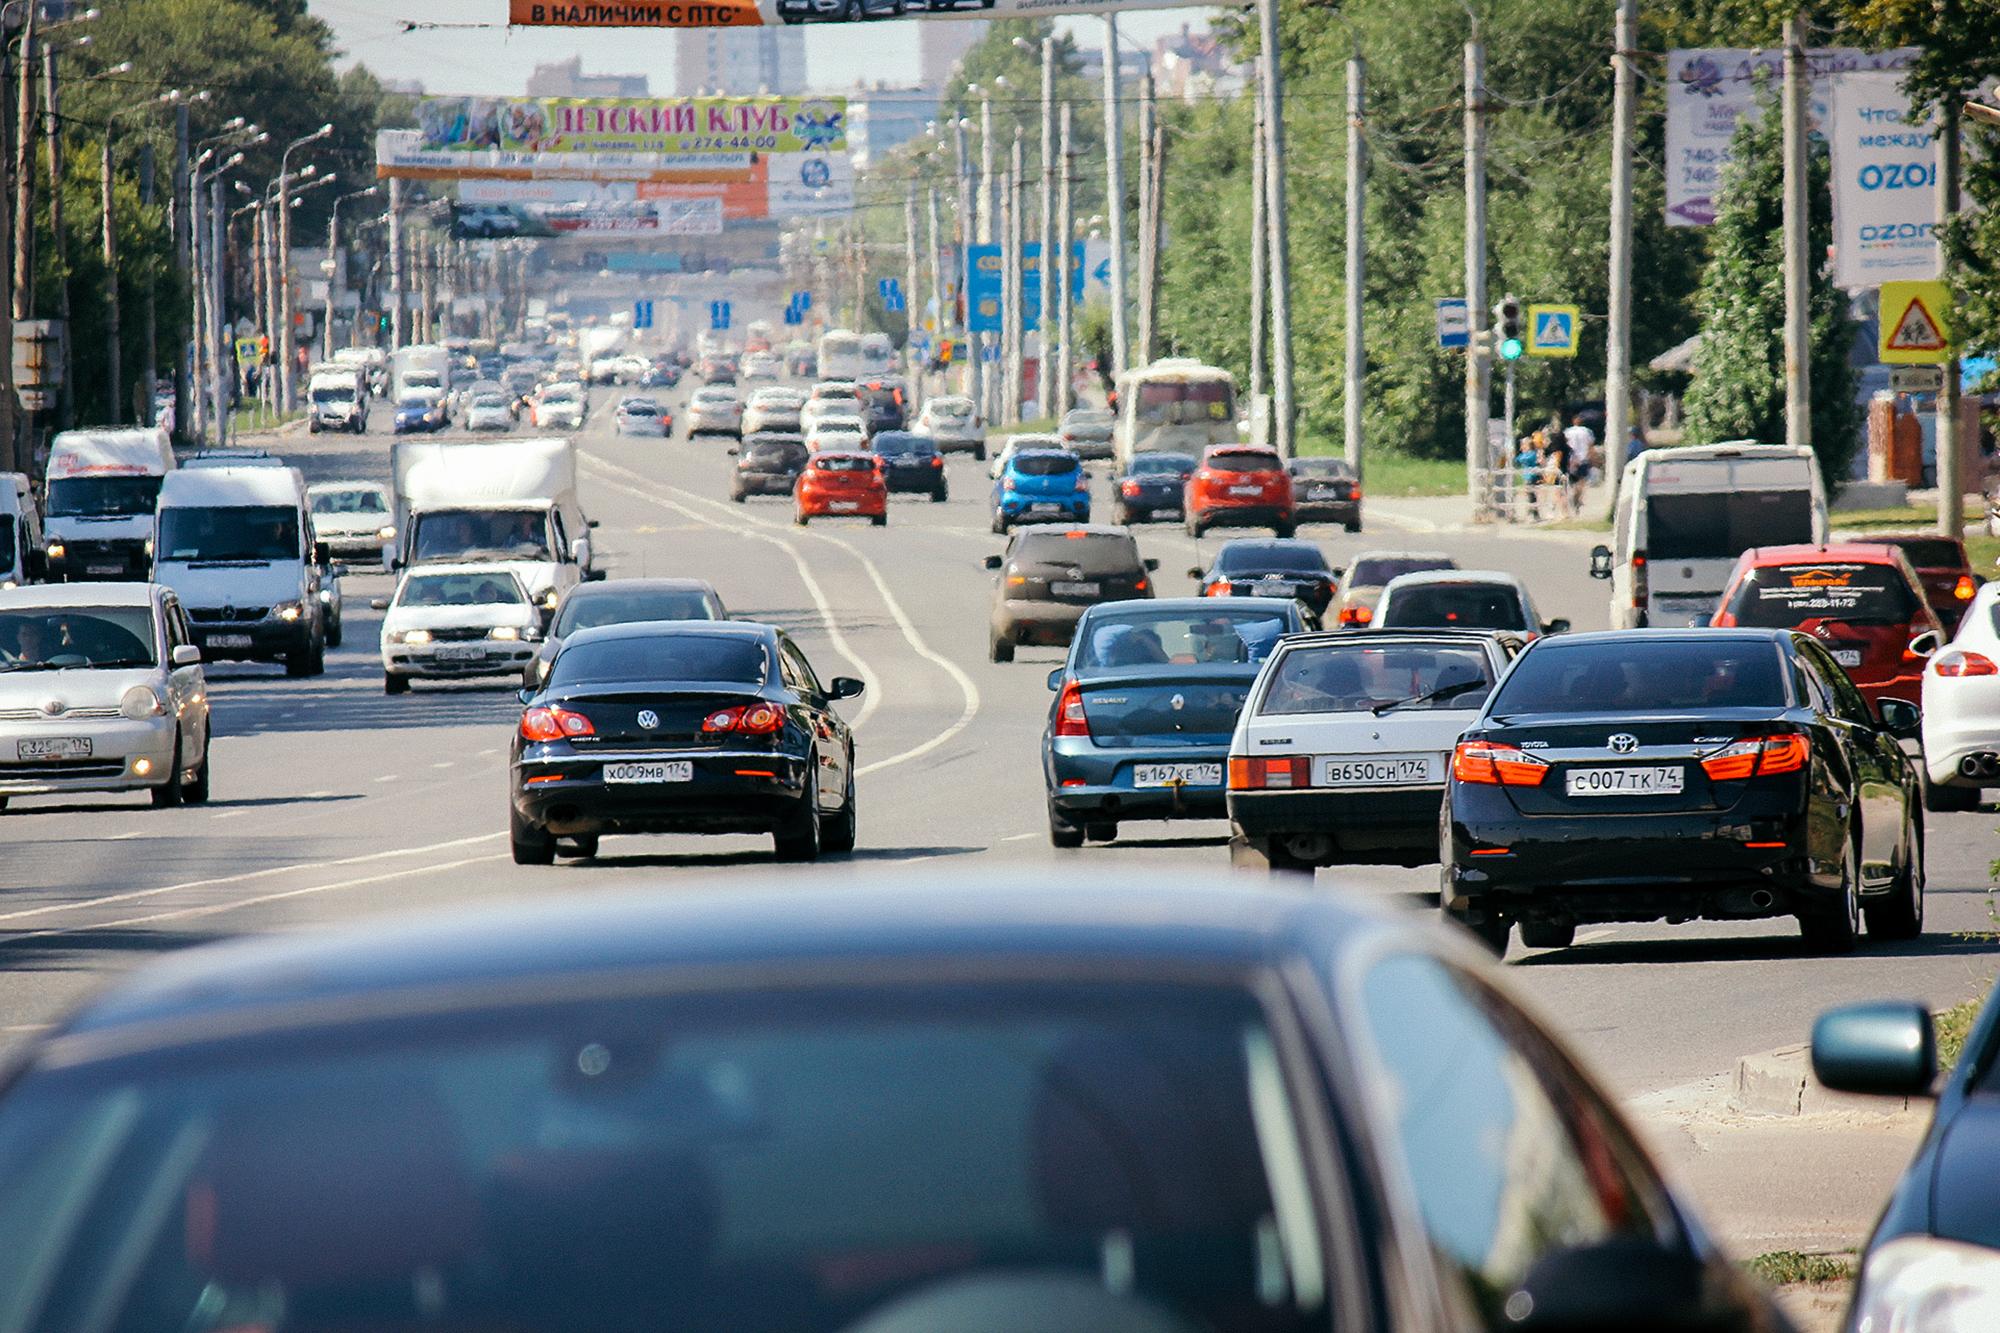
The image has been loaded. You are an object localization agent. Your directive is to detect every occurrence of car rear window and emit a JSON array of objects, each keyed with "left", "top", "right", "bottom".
[
  {"left": 1013, "top": 531, "right": 1142, "bottom": 575},
  {"left": 814, "top": 455, "right": 877, "bottom": 473},
  {"left": 552, "top": 634, "right": 768, "bottom": 686},
  {"left": 1379, "top": 582, "right": 1527, "bottom": 631},
  {"left": 1349, "top": 556, "right": 1455, "bottom": 586},
  {"left": 1488, "top": 639, "right": 1786, "bottom": 713},
  {"left": 1127, "top": 454, "right": 1195, "bottom": 476},
  {"left": 553, "top": 590, "right": 718, "bottom": 635},
  {"left": 872, "top": 433, "right": 934, "bottom": 455},
  {"left": 1258, "top": 642, "right": 1494, "bottom": 715},
  {"left": 1215, "top": 542, "right": 1329, "bottom": 575},
  {"left": 1723, "top": 562, "right": 1918, "bottom": 627},
  {"left": 1645, "top": 490, "right": 1814, "bottom": 561},
  {"left": 1014, "top": 454, "right": 1080, "bottom": 477},
  {"left": 1288, "top": 459, "right": 1354, "bottom": 479},
  {"left": 1206, "top": 451, "right": 1281, "bottom": 474},
  {"left": 1079, "top": 609, "right": 1290, "bottom": 667}
]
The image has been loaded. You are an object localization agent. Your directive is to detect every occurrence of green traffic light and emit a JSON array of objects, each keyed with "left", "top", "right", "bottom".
[{"left": 1500, "top": 337, "right": 1525, "bottom": 361}]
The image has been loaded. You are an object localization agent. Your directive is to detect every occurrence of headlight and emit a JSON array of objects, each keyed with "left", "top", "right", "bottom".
[
  {"left": 377, "top": 526, "right": 396, "bottom": 541},
  {"left": 271, "top": 601, "right": 303, "bottom": 623},
  {"left": 119, "top": 685, "right": 165, "bottom": 720},
  {"left": 391, "top": 628, "right": 433, "bottom": 646},
  {"left": 489, "top": 626, "right": 520, "bottom": 641},
  {"left": 541, "top": 590, "right": 560, "bottom": 610},
  {"left": 1852, "top": 1236, "right": 2000, "bottom": 1331},
  {"left": 45, "top": 542, "right": 64, "bottom": 560}
]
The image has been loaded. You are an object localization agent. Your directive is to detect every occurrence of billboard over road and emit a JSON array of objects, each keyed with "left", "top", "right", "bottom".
[
  {"left": 416, "top": 95, "right": 845, "bottom": 157},
  {"left": 1827, "top": 69, "right": 1940, "bottom": 288},
  {"left": 509, "top": 0, "right": 1206, "bottom": 26}
]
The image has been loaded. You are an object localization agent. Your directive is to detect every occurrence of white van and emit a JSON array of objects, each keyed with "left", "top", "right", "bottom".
[
  {"left": 153, "top": 466, "right": 329, "bottom": 676},
  {"left": 0, "top": 474, "right": 43, "bottom": 588},
  {"left": 43, "top": 428, "right": 176, "bottom": 581},
  {"left": 306, "top": 364, "right": 368, "bottom": 434},
  {"left": 1591, "top": 443, "right": 1828, "bottom": 629}
]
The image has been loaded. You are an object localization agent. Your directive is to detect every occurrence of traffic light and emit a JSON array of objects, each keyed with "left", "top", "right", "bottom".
[{"left": 1494, "top": 295, "right": 1524, "bottom": 361}]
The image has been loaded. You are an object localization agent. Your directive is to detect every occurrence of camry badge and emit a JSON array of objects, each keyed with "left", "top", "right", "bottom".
[
  {"left": 1170, "top": 693, "right": 1185, "bottom": 711},
  {"left": 637, "top": 710, "right": 660, "bottom": 729},
  {"left": 1608, "top": 733, "right": 1639, "bottom": 754}
]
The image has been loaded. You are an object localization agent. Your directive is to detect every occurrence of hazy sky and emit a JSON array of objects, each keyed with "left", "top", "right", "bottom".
[{"left": 310, "top": 0, "right": 1223, "bottom": 97}]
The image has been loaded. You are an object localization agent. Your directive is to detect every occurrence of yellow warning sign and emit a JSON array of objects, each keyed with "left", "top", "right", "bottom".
[{"left": 1879, "top": 280, "right": 1951, "bottom": 365}]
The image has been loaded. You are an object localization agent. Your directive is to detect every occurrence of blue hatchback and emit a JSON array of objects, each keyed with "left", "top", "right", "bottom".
[
  {"left": 1043, "top": 597, "right": 1310, "bottom": 846},
  {"left": 992, "top": 448, "right": 1090, "bottom": 533}
]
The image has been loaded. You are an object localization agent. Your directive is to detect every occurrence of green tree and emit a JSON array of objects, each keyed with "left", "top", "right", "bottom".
[{"left": 1682, "top": 96, "right": 1860, "bottom": 483}]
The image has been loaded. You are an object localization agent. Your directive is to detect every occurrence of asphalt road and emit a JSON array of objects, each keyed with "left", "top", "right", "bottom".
[{"left": 3, "top": 380, "right": 1996, "bottom": 1123}]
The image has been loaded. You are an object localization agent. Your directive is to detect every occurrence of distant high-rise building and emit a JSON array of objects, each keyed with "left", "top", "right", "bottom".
[
  {"left": 675, "top": 28, "right": 808, "bottom": 96},
  {"left": 525, "top": 57, "right": 650, "bottom": 99},
  {"left": 848, "top": 85, "right": 934, "bottom": 168},
  {"left": 918, "top": 22, "right": 984, "bottom": 90}
]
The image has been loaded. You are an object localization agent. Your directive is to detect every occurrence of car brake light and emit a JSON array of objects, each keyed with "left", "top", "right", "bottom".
[
  {"left": 1351, "top": 487, "right": 1363, "bottom": 502},
  {"left": 1956, "top": 575, "right": 1978, "bottom": 601},
  {"left": 520, "top": 705, "right": 594, "bottom": 741},
  {"left": 1205, "top": 581, "right": 1230, "bottom": 597},
  {"left": 1632, "top": 552, "right": 1649, "bottom": 609},
  {"left": 1228, "top": 755, "right": 1310, "bottom": 789},
  {"left": 930, "top": 456, "right": 943, "bottom": 467},
  {"left": 1054, "top": 681, "right": 1091, "bottom": 737},
  {"left": 1121, "top": 480, "right": 1142, "bottom": 497},
  {"left": 1451, "top": 740, "right": 1549, "bottom": 786},
  {"left": 1339, "top": 604, "right": 1373, "bottom": 626},
  {"left": 702, "top": 703, "right": 786, "bottom": 734},
  {"left": 1936, "top": 650, "right": 2000, "bottom": 677},
  {"left": 1700, "top": 732, "right": 1810, "bottom": 780}
]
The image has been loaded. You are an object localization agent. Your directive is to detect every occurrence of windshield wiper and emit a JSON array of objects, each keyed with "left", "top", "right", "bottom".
[
  {"left": 1375, "top": 678, "right": 1489, "bottom": 716},
  {"left": 187, "top": 558, "right": 273, "bottom": 568},
  {"left": 89, "top": 658, "right": 156, "bottom": 670},
  {"left": 0, "top": 661, "right": 66, "bottom": 673}
]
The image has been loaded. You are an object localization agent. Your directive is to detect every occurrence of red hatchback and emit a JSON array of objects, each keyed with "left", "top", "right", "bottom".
[
  {"left": 1184, "top": 445, "right": 1295, "bottom": 539},
  {"left": 795, "top": 452, "right": 888, "bottom": 527},
  {"left": 1863, "top": 532, "right": 1981, "bottom": 633},
  {"left": 1711, "top": 543, "right": 1940, "bottom": 706}
]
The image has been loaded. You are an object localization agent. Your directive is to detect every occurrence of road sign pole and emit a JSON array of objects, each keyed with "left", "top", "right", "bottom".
[
  {"left": 1781, "top": 14, "right": 1813, "bottom": 456},
  {"left": 1344, "top": 53, "right": 1366, "bottom": 476},
  {"left": 1936, "top": 100, "right": 1963, "bottom": 540},
  {"left": 1604, "top": 0, "right": 1637, "bottom": 518},
  {"left": 1464, "top": 34, "right": 1491, "bottom": 512},
  {"left": 1502, "top": 360, "right": 1516, "bottom": 465}
]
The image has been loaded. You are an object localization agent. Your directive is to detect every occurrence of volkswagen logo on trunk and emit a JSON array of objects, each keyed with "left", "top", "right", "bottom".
[
  {"left": 637, "top": 710, "right": 660, "bottom": 730},
  {"left": 1608, "top": 733, "right": 1639, "bottom": 754}
]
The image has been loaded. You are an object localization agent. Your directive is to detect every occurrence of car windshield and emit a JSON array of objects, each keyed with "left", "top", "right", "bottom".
[
  {"left": 46, "top": 475, "right": 163, "bottom": 518},
  {"left": 1013, "top": 532, "right": 1140, "bottom": 575},
  {"left": 1489, "top": 639, "right": 1787, "bottom": 713},
  {"left": 1259, "top": 641, "right": 1496, "bottom": 715},
  {"left": 554, "top": 590, "right": 719, "bottom": 635},
  {"left": 552, "top": 634, "right": 769, "bottom": 686},
  {"left": 158, "top": 506, "right": 299, "bottom": 563},
  {"left": 310, "top": 385, "right": 355, "bottom": 402},
  {"left": 1723, "top": 562, "right": 1918, "bottom": 627},
  {"left": 1380, "top": 582, "right": 1526, "bottom": 631},
  {"left": 1078, "top": 609, "right": 1290, "bottom": 667},
  {"left": 398, "top": 394, "right": 434, "bottom": 409},
  {"left": 310, "top": 490, "right": 386, "bottom": 516},
  {"left": 1206, "top": 451, "right": 1280, "bottom": 474},
  {"left": 473, "top": 395, "right": 508, "bottom": 410},
  {"left": 814, "top": 456, "right": 875, "bottom": 474},
  {"left": 1350, "top": 556, "right": 1454, "bottom": 587},
  {"left": 398, "top": 573, "right": 527, "bottom": 608},
  {"left": 1215, "top": 542, "right": 1329, "bottom": 576},
  {"left": 412, "top": 512, "right": 549, "bottom": 563},
  {"left": 1013, "top": 454, "right": 1079, "bottom": 477},
  {"left": 0, "top": 606, "right": 156, "bottom": 670},
  {"left": 1127, "top": 454, "right": 1195, "bottom": 476}
]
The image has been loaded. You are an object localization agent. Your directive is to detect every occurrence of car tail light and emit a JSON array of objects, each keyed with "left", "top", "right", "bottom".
[
  {"left": 1955, "top": 575, "right": 1978, "bottom": 602},
  {"left": 1339, "top": 604, "right": 1373, "bottom": 626},
  {"left": 1936, "top": 650, "right": 2000, "bottom": 677},
  {"left": 1054, "top": 681, "right": 1091, "bottom": 737},
  {"left": 520, "top": 705, "right": 594, "bottom": 742},
  {"left": 1632, "top": 552, "right": 1649, "bottom": 609},
  {"left": 702, "top": 703, "right": 786, "bottom": 734},
  {"left": 1228, "top": 755, "right": 1310, "bottom": 789},
  {"left": 1351, "top": 487, "right": 1363, "bottom": 502},
  {"left": 1700, "top": 732, "right": 1810, "bottom": 780},
  {"left": 1121, "top": 480, "right": 1142, "bottom": 497},
  {"left": 1004, "top": 477, "right": 1019, "bottom": 492},
  {"left": 1451, "top": 740, "right": 1549, "bottom": 786},
  {"left": 1204, "top": 581, "right": 1231, "bottom": 597},
  {"left": 1075, "top": 474, "right": 1090, "bottom": 493},
  {"left": 930, "top": 456, "right": 943, "bottom": 468}
]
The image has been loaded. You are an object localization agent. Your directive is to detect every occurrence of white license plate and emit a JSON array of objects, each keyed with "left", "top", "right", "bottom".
[
  {"left": 1134, "top": 762, "right": 1222, "bottom": 787},
  {"left": 1316, "top": 754, "right": 1435, "bottom": 787},
  {"left": 17, "top": 737, "right": 89, "bottom": 760},
  {"left": 1565, "top": 766, "right": 1685, "bottom": 796},
  {"left": 434, "top": 645, "right": 488, "bottom": 661},
  {"left": 1229, "top": 484, "right": 1263, "bottom": 496},
  {"left": 1030, "top": 502, "right": 1066, "bottom": 514},
  {"left": 86, "top": 564, "right": 122, "bottom": 576},
  {"left": 827, "top": 500, "right": 859, "bottom": 512},
  {"left": 1833, "top": 649, "right": 1863, "bottom": 668},
  {"left": 207, "top": 634, "right": 252, "bottom": 648},
  {"left": 1154, "top": 508, "right": 1182, "bottom": 520},
  {"left": 604, "top": 760, "right": 693, "bottom": 784},
  {"left": 1051, "top": 581, "right": 1100, "bottom": 597},
  {"left": 1306, "top": 486, "right": 1341, "bottom": 500}
]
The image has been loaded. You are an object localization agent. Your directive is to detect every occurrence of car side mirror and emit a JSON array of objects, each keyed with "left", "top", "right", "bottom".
[
  {"left": 829, "top": 676, "right": 865, "bottom": 700},
  {"left": 1812, "top": 1001, "right": 1936, "bottom": 1097},
  {"left": 1187, "top": 566, "right": 1204, "bottom": 581},
  {"left": 570, "top": 536, "right": 592, "bottom": 566},
  {"left": 726, "top": 447, "right": 738, "bottom": 456},
  {"left": 171, "top": 643, "right": 202, "bottom": 666},
  {"left": 984, "top": 555, "right": 1004, "bottom": 570},
  {"left": 1046, "top": 667, "right": 1064, "bottom": 691},
  {"left": 313, "top": 540, "right": 331, "bottom": 565},
  {"left": 1143, "top": 557, "right": 1160, "bottom": 571},
  {"left": 369, "top": 597, "right": 390, "bottom": 611},
  {"left": 1502, "top": 1238, "right": 1723, "bottom": 1333},
  {"left": 588, "top": 519, "right": 601, "bottom": 529},
  {"left": 1907, "top": 629, "right": 1941, "bottom": 658},
  {"left": 1877, "top": 697, "right": 1922, "bottom": 738},
  {"left": 1588, "top": 544, "right": 1614, "bottom": 580},
  {"left": 517, "top": 687, "right": 537, "bottom": 706},
  {"left": 1543, "top": 618, "right": 1571, "bottom": 636},
  {"left": 585, "top": 567, "right": 608, "bottom": 582}
]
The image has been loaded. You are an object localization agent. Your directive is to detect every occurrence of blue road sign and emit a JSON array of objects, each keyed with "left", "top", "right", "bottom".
[
  {"left": 1435, "top": 298, "right": 1468, "bottom": 349},
  {"left": 795, "top": 291, "right": 811, "bottom": 311},
  {"left": 966, "top": 243, "right": 1086, "bottom": 333},
  {"left": 709, "top": 300, "right": 731, "bottom": 331},
  {"left": 634, "top": 299, "right": 654, "bottom": 330},
  {"left": 783, "top": 305, "right": 803, "bottom": 326}
]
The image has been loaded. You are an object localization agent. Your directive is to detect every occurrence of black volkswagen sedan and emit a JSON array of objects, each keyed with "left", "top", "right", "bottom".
[
  {"left": 870, "top": 430, "right": 949, "bottom": 500},
  {"left": 511, "top": 620, "right": 862, "bottom": 864},
  {"left": 0, "top": 879, "right": 1791, "bottom": 1333},
  {"left": 1443, "top": 629, "right": 1924, "bottom": 955},
  {"left": 1112, "top": 450, "right": 1197, "bottom": 525},
  {"left": 729, "top": 431, "right": 809, "bottom": 501},
  {"left": 1193, "top": 538, "right": 1340, "bottom": 617}
]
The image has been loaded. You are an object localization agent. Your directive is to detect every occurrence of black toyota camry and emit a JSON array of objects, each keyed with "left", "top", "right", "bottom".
[
  {"left": 511, "top": 621, "right": 863, "bottom": 864},
  {"left": 1442, "top": 629, "right": 1924, "bottom": 955}
]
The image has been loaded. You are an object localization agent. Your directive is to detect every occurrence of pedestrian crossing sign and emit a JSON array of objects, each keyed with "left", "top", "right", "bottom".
[
  {"left": 1878, "top": 280, "right": 1951, "bottom": 365},
  {"left": 1527, "top": 305, "right": 1580, "bottom": 358}
]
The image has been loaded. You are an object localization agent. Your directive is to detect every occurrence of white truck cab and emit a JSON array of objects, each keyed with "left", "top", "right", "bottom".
[
  {"left": 307, "top": 364, "right": 369, "bottom": 434},
  {"left": 42, "top": 428, "right": 176, "bottom": 582}
]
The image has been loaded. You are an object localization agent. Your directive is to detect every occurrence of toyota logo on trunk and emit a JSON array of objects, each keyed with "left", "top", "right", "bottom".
[
  {"left": 637, "top": 710, "right": 660, "bottom": 730},
  {"left": 1608, "top": 733, "right": 1639, "bottom": 754}
]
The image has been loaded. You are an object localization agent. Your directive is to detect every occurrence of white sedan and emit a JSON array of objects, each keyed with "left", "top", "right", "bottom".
[
  {"left": 1373, "top": 569, "right": 1565, "bottom": 639},
  {"left": 806, "top": 420, "right": 867, "bottom": 453},
  {"left": 1920, "top": 580, "right": 2000, "bottom": 811},
  {"left": 377, "top": 565, "right": 543, "bottom": 696}
]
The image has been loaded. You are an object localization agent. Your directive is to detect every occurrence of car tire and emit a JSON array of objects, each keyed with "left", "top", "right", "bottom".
[
  {"left": 1865, "top": 817, "right": 1925, "bottom": 940},
  {"left": 734, "top": 492, "right": 747, "bottom": 503},
  {"left": 872, "top": 513, "right": 888, "bottom": 527},
  {"left": 1518, "top": 919, "right": 1576, "bottom": 950},
  {"left": 326, "top": 613, "right": 343, "bottom": 649},
  {"left": 1446, "top": 904, "right": 1511, "bottom": 955},
  {"left": 0, "top": 796, "right": 11, "bottom": 811},
  {"left": 1800, "top": 838, "right": 1863, "bottom": 953},
  {"left": 989, "top": 633, "right": 1014, "bottom": 664},
  {"left": 774, "top": 770, "right": 823, "bottom": 862},
  {"left": 183, "top": 730, "right": 212, "bottom": 805},
  {"left": 991, "top": 514, "right": 1007, "bottom": 535},
  {"left": 1084, "top": 821, "right": 1117, "bottom": 844},
  {"left": 1185, "top": 516, "right": 1203, "bottom": 538},
  {"left": 510, "top": 807, "right": 555, "bottom": 865},
  {"left": 1274, "top": 522, "right": 1296, "bottom": 539},
  {"left": 286, "top": 640, "right": 317, "bottom": 678},
  {"left": 931, "top": 487, "right": 948, "bottom": 503},
  {"left": 1049, "top": 803, "right": 1085, "bottom": 848},
  {"left": 150, "top": 739, "right": 186, "bottom": 808},
  {"left": 1345, "top": 520, "right": 1362, "bottom": 533},
  {"left": 795, "top": 513, "right": 809, "bottom": 526},
  {"left": 561, "top": 834, "right": 600, "bottom": 860},
  {"left": 821, "top": 768, "right": 858, "bottom": 854},
  {"left": 384, "top": 672, "right": 410, "bottom": 695},
  {"left": 1925, "top": 776, "right": 1979, "bottom": 812},
  {"left": 973, "top": 444, "right": 987, "bottom": 461}
]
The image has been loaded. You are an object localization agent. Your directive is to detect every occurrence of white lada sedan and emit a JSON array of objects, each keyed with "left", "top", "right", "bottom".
[
  {"left": 0, "top": 583, "right": 212, "bottom": 809},
  {"left": 378, "top": 564, "right": 542, "bottom": 696}
]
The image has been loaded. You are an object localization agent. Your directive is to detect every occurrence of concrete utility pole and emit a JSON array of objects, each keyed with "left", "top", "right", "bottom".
[
  {"left": 1147, "top": 120, "right": 1166, "bottom": 362},
  {"left": 1005, "top": 134, "right": 1023, "bottom": 423},
  {"left": 387, "top": 177, "right": 404, "bottom": 349},
  {"left": 1249, "top": 89, "right": 1266, "bottom": 406},
  {"left": 1780, "top": 14, "right": 1812, "bottom": 456},
  {"left": 43, "top": 46, "right": 69, "bottom": 428},
  {"left": 1257, "top": 0, "right": 1295, "bottom": 457},
  {"left": 1056, "top": 100, "right": 1075, "bottom": 417},
  {"left": 1936, "top": 99, "right": 1963, "bottom": 538},
  {"left": 1344, "top": 53, "right": 1365, "bottom": 475},
  {"left": 101, "top": 136, "right": 120, "bottom": 422},
  {"left": 279, "top": 123, "right": 333, "bottom": 412},
  {"left": 902, "top": 182, "right": 918, "bottom": 378},
  {"left": 209, "top": 177, "right": 224, "bottom": 439},
  {"left": 188, "top": 180, "right": 206, "bottom": 441},
  {"left": 139, "top": 141, "right": 156, "bottom": 429},
  {"left": 1037, "top": 34, "right": 1056, "bottom": 419},
  {"left": 1463, "top": 34, "right": 1490, "bottom": 505},
  {"left": 954, "top": 114, "right": 980, "bottom": 414},
  {"left": 979, "top": 88, "right": 996, "bottom": 419},
  {"left": 1100, "top": 13, "right": 1130, "bottom": 373},
  {"left": 172, "top": 100, "right": 188, "bottom": 439},
  {"left": 1136, "top": 67, "right": 1156, "bottom": 365},
  {"left": 1604, "top": 0, "right": 1637, "bottom": 515},
  {"left": 926, "top": 184, "right": 942, "bottom": 396},
  {"left": 10, "top": 3, "right": 33, "bottom": 463}
]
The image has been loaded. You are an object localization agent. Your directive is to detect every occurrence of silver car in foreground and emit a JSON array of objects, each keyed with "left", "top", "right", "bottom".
[{"left": 0, "top": 583, "right": 211, "bottom": 808}]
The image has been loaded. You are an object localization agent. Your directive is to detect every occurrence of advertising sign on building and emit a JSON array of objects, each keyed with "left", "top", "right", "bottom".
[{"left": 1828, "top": 69, "right": 1940, "bottom": 288}]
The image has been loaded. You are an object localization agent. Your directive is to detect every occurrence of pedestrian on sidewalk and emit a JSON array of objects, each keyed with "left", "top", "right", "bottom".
[{"left": 1626, "top": 423, "right": 1648, "bottom": 464}]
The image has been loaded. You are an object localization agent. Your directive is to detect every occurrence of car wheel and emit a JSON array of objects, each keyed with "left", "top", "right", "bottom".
[
  {"left": 150, "top": 739, "right": 186, "bottom": 808},
  {"left": 1185, "top": 516, "right": 1202, "bottom": 538},
  {"left": 384, "top": 672, "right": 410, "bottom": 695},
  {"left": 1049, "top": 802, "right": 1085, "bottom": 848},
  {"left": 989, "top": 633, "right": 1014, "bottom": 664},
  {"left": 1800, "top": 838, "right": 1863, "bottom": 953},
  {"left": 1345, "top": 520, "right": 1362, "bottom": 533},
  {"left": 1113, "top": 503, "right": 1130, "bottom": 526},
  {"left": 1925, "top": 776, "right": 1979, "bottom": 812},
  {"left": 795, "top": 513, "right": 809, "bottom": 526},
  {"left": 326, "top": 612, "right": 343, "bottom": 649},
  {"left": 820, "top": 767, "right": 857, "bottom": 853},
  {"left": 1865, "top": 817, "right": 1925, "bottom": 940},
  {"left": 561, "top": 834, "right": 600, "bottom": 860},
  {"left": 0, "top": 796, "right": 11, "bottom": 811},
  {"left": 1445, "top": 903, "right": 1511, "bottom": 955},
  {"left": 1084, "top": 821, "right": 1117, "bottom": 844},
  {"left": 931, "top": 487, "right": 948, "bottom": 503},
  {"left": 872, "top": 513, "right": 888, "bottom": 527},
  {"left": 183, "top": 729, "right": 212, "bottom": 805},
  {"left": 1274, "top": 522, "right": 1296, "bottom": 539},
  {"left": 1518, "top": 919, "right": 1576, "bottom": 950},
  {"left": 774, "top": 770, "right": 823, "bottom": 861},
  {"left": 973, "top": 444, "right": 987, "bottom": 461},
  {"left": 286, "top": 639, "right": 317, "bottom": 678},
  {"left": 990, "top": 513, "right": 1007, "bottom": 534},
  {"left": 510, "top": 807, "right": 555, "bottom": 865},
  {"left": 734, "top": 492, "right": 747, "bottom": 503},
  {"left": 842, "top": 0, "right": 861, "bottom": 18}
]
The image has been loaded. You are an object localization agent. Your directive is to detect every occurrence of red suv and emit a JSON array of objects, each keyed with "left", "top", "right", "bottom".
[
  {"left": 1711, "top": 543, "right": 1940, "bottom": 706},
  {"left": 1863, "top": 532, "right": 1981, "bottom": 634},
  {"left": 1184, "top": 445, "right": 1295, "bottom": 539}
]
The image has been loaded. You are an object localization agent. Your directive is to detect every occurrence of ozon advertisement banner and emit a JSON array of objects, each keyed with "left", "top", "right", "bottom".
[
  {"left": 508, "top": 0, "right": 1207, "bottom": 26},
  {"left": 1827, "top": 69, "right": 1940, "bottom": 288}
]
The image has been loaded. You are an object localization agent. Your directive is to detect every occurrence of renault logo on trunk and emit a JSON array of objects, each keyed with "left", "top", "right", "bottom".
[
  {"left": 1608, "top": 733, "right": 1639, "bottom": 754},
  {"left": 637, "top": 710, "right": 660, "bottom": 730}
]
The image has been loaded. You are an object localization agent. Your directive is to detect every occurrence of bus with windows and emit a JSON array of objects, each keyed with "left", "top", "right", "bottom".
[{"left": 1111, "top": 359, "right": 1241, "bottom": 470}]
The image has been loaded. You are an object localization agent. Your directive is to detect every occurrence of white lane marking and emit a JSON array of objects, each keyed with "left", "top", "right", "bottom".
[
  {"left": 432, "top": 761, "right": 455, "bottom": 769},
  {"left": 210, "top": 810, "right": 245, "bottom": 821},
  {"left": 1575, "top": 928, "right": 1614, "bottom": 945},
  {"left": 0, "top": 832, "right": 504, "bottom": 926},
  {"left": 1001, "top": 831, "right": 1039, "bottom": 842}
]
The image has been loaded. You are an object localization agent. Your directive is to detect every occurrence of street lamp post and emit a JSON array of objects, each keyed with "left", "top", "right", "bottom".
[
  {"left": 277, "top": 122, "right": 332, "bottom": 413},
  {"left": 325, "top": 185, "right": 377, "bottom": 362}
]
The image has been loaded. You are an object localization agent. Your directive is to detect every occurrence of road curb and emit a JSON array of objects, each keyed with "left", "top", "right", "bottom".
[{"left": 1730, "top": 1043, "right": 1916, "bottom": 1118}]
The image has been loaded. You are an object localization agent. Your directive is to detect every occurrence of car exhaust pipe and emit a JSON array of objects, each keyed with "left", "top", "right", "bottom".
[
  {"left": 1960, "top": 754, "right": 2000, "bottom": 780},
  {"left": 1284, "top": 834, "right": 1332, "bottom": 863},
  {"left": 1749, "top": 889, "right": 1775, "bottom": 912}
]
